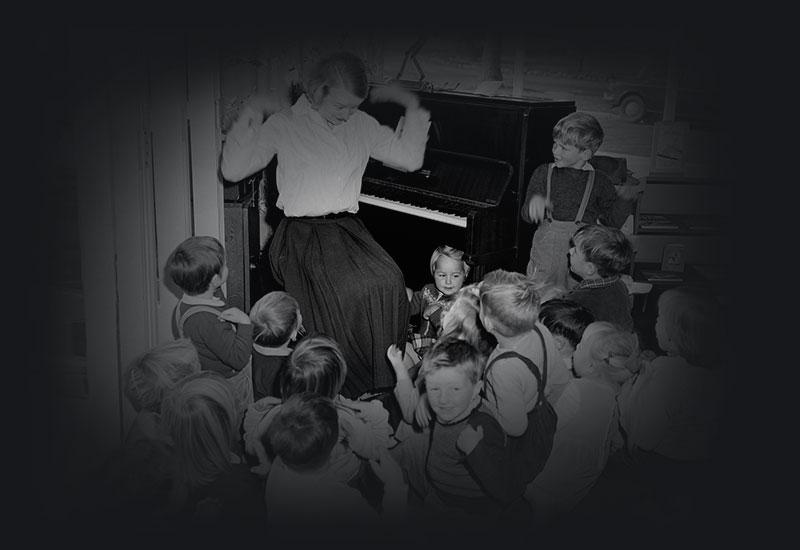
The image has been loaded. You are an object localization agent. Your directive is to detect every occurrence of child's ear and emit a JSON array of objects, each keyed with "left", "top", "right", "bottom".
[
  {"left": 580, "top": 149, "right": 593, "bottom": 163},
  {"left": 553, "top": 335, "right": 568, "bottom": 352},
  {"left": 585, "top": 261, "right": 598, "bottom": 277},
  {"left": 210, "top": 273, "right": 222, "bottom": 289}
]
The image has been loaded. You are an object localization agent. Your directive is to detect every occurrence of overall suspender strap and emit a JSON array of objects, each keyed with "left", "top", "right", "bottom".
[
  {"left": 176, "top": 305, "right": 225, "bottom": 338},
  {"left": 484, "top": 327, "right": 548, "bottom": 408},
  {"left": 574, "top": 170, "right": 596, "bottom": 223},
  {"left": 545, "top": 163, "right": 555, "bottom": 222}
]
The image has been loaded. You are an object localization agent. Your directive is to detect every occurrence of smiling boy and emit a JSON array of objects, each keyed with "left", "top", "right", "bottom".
[
  {"left": 521, "top": 112, "right": 628, "bottom": 289},
  {"left": 390, "top": 336, "right": 529, "bottom": 522}
]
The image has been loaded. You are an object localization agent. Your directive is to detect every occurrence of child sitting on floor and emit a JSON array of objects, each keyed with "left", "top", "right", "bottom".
[
  {"left": 617, "top": 286, "right": 724, "bottom": 462},
  {"left": 161, "top": 372, "right": 265, "bottom": 535},
  {"left": 122, "top": 338, "right": 201, "bottom": 445},
  {"left": 243, "top": 334, "right": 392, "bottom": 507},
  {"left": 390, "top": 336, "right": 529, "bottom": 524},
  {"left": 165, "top": 235, "right": 254, "bottom": 410},
  {"left": 388, "top": 283, "right": 496, "bottom": 427},
  {"left": 477, "top": 269, "right": 570, "bottom": 486},
  {"left": 405, "top": 245, "right": 470, "bottom": 360},
  {"left": 263, "top": 392, "right": 407, "bottom": 533},
  {"left": 565, "top": 224, "right": 635, "bottom": 331},
  {"left": 527, "top": 321, "right": 642, "bottom": 526},
  {"left": 537, "top": 298, "right": 596, "bottom": 367},
  {"left": 249, "top": 291, "right": 304, "bottom": 400}
]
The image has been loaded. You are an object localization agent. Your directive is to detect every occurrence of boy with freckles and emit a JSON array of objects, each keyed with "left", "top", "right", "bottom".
[{"left": 389, "top": 336, "right": 529, "bottom": 524}]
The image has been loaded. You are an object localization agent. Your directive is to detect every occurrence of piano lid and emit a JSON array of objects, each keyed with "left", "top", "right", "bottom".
[{"left": 363, "top": 148, "right": 513, "bottom": 208}]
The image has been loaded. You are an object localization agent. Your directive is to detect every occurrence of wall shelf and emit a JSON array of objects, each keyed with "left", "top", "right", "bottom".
[{"left": 630, "top": 175, "right": 731, "bottom": 265}]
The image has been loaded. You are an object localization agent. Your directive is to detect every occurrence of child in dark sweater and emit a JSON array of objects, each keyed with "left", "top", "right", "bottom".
[
  {"left": 166, "top": 236, "right": 254, "bottom": 409},
  {"left": 249, "top": 291, "right": 303, "bottom": 400},
  {"left": 565, "top": 224, "right": 635, "bottom": 331},
  {"left": 391, "top": 336, "right": 528, "bottom": 523}
]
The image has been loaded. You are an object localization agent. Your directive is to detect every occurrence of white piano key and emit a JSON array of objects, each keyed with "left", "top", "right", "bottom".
[{"left": 358, "top": 193, "right": 467, "bottom": 228}]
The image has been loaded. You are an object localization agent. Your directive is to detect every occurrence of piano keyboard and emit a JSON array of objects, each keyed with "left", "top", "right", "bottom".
[{"left": 358, "top": 193, "right": 468, "bottom": 228}]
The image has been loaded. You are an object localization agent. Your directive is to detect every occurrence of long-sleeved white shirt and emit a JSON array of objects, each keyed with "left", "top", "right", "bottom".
[{"left": 221, "top": 94, "right": 430, "bottom": 217}]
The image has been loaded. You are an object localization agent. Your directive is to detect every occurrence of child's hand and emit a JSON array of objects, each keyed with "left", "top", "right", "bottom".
[
  {"left": 219, "top": 307, "right": 251, "bottom": 325},
  {"left": 456, "top": 424, "right": 484, "bottom": 455},
  {"left": 528, "top": 195, "right": 551, "bottom": 223},
  {"left": 422, "top": 303, "right": 442, "bottom": 320},
  {"left": 369, "top": 446, "right": 405, "bottom": 490},
  {"left": 386, "top": 345, "right": 409, "bottom": 380},
  {"left": 414, "top": 393, "right": 432, "bottom": 427}
]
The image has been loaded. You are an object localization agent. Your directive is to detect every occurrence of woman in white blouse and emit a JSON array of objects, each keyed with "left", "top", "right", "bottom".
[{"left": 221, "top": 51, "right": 430, "bottom": 398}]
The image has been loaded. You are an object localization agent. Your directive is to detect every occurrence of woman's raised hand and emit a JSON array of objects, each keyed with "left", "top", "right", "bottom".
[
  {"left": 242, "top": 92, "right": 291, "bottom": 124},
  {"left": 369, "top": 83, "right": 421, "bottom": 111}
]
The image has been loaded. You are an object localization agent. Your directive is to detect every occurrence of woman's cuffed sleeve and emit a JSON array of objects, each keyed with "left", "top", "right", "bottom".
[
  {"left": 220, "top": 107, "right": 280, "bottom": 182},
  {"left": 368, "top": 107, "right": 430, "bottom": 172}
]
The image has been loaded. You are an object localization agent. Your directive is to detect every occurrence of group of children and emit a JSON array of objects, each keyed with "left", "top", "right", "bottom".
[{"left": 90, "top": 109, "right": 724, "bottom": 540}]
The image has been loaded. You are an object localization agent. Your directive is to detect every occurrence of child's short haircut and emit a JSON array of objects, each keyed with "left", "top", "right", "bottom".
[
  {"left": 538, "top": 299, "right": 595, "bottom": 349},
  {"left": 266, "top": 392, "right": 339, "bottom": 472},
  {"left": 161, "top": 372, "right": 239, "bottom": 489},
  {"left": 572, "top": 224, "right": 634, "bottom": 277},
  {"left": 430, "top": 244, "right": 471, "bottom": 278},
  {"left": 279, "top": 335, "right": 347, "bottom": 399},
  {"left": 657, "top": 286, "right": 723, "bottom": 368},
  {"left": 418, "top": 335, "right": 484, "bottom": 384},
  {"left": 479, "top": 269, "right": 540, "bottom": 337},
  {"left": 250, "top": 291, "right": 301, "bottom": 347},
  {"left": 165, "top": 236, "right": 226, "bottom": 296},
  {"left": 581, "top": 321, "right": 642, "bottom": 382},
  {"left": 552, "top": 112, "right": 604, "bottom": 154},
  {"left": 124, "top": 339, "right": 201, "bottom": 413}
]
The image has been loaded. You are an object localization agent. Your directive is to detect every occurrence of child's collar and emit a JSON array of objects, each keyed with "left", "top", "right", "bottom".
[
  {"left": 181, "top": 294, "right": 225, "bottom": 307},
  {"left": 253, "top": 342, "right": 292, "bottom": 356}
]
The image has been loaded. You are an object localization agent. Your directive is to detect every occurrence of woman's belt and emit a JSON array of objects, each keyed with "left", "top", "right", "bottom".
[{"left": 289, "top": 211, "right": 356, "bottom": 220}]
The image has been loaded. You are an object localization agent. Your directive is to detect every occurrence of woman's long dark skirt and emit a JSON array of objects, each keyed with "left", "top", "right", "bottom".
[{"left": 269, "top": 215, "right": 409, "bottom": 398}]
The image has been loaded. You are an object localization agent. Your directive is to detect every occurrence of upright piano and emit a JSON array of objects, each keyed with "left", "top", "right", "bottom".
[
  {"left": 357, "top": 90, "right": 575, "bottom": 290},
  {"left": 232, "top": 90, "right": 576, "bottom": 301}
]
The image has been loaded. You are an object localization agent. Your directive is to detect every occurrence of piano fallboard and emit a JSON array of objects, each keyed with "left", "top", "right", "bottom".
[
  {"left": 362, "top": 148, "right": 513, "bottom": 208},
  {"left": 356, "top": 149, "right": 516, "bottom": 288}
]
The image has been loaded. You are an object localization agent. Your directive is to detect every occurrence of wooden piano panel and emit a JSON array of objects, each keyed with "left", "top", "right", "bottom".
[{"left": 361, "top": 92, "right": 575, "bottom": 274}]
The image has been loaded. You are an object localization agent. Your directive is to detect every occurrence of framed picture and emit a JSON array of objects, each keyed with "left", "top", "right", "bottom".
[
  {"left": 661, "top": 243, "right": 686, "bottom": 272},
  {"left": 650, "top": 121, "right": 688, "bottom": 175}
]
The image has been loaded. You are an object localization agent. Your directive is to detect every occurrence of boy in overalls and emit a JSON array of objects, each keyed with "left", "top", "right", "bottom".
[{"left": 521, "top": 112, "right": 627, "bottom": 289}]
